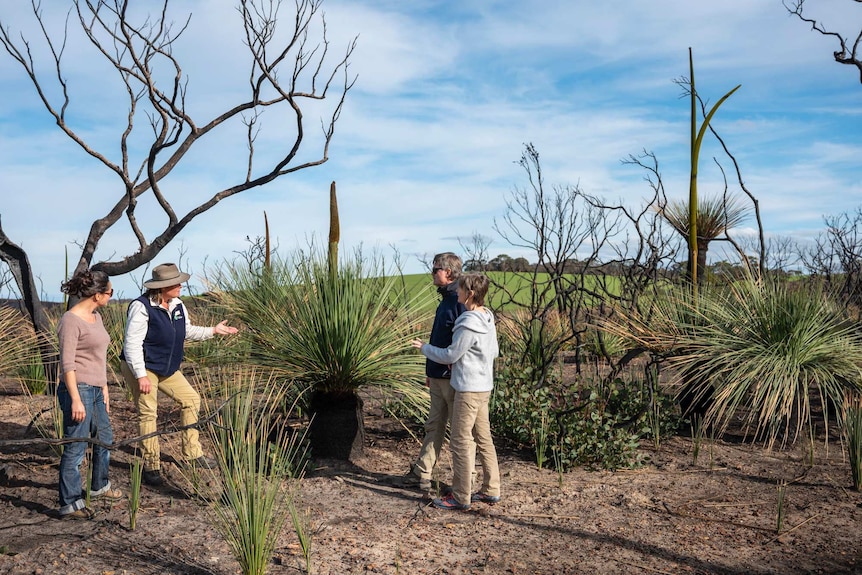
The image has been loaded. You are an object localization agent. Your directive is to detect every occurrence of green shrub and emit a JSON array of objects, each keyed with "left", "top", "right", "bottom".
[{"left": 490, "top": 360, "right": 679, "bottom": 471}]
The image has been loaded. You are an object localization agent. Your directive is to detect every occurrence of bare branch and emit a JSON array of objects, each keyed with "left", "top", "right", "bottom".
[
  {"left": 785, "top": 0, "right": 862, "bottom": 83},
  {"left": 0, "top": 0, "right": 357, "bottom": 284}
]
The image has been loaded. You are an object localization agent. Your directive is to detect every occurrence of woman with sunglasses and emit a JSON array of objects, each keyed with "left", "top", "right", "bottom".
[{"left": 57, "top": 268, "right": 122, "bottom": 520}]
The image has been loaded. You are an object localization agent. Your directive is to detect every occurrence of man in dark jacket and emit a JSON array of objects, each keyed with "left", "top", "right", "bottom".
[{"left": 399, "top": 253, "right": 466, "bottom": 492}]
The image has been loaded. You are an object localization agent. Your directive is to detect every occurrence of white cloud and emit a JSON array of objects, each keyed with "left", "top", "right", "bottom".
[{"left": 1, "top": 0, "right": 861, "bottom": 300}]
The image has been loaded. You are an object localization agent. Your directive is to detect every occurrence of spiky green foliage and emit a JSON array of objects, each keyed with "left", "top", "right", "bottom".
[
  {"left": 182, "top": 368, "right": 308, "bottom": 575},
  {"left": 181, "top": 298, "right": 250, "bottom": 367},
  {"left": 128, "top": 456, "right": 142, "bottom": 531},
  {"left": 0, "top": 306, "right": 49, "bottom": 389},
  {"left": 658, "top": 193, "right": 748, "bottom": 285},
  {"left": 605, "top": 279, "right": 862, "bottom": 447},
  {"left": 844, "top": 393, "right": 862, "bottom": 490},
  {"left": 660, "top": 194, "right": 749, "bottom": 243},
  {"left": 212, "top": 249, "right": 433, "bottom": 413},
  {"left": 497, "top": 308, "right": 573, "bottom": 376},
  {"left": 98, "top": 302, "right": 129, "bottom": 385}
]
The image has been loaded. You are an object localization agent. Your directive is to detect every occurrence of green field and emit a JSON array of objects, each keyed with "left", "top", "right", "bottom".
[{"left": 395, "top": 271, "right": 622, "bottom": 311}]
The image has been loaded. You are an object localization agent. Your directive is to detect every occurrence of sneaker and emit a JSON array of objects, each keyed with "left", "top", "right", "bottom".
[
  {"left": 91, "top": 487, "right": 124, "bottom": 501},
  {"left": 396, "top": 470, "right": 431, "bottom": 491},
  {"left": 61, "top": 507, "right": 96, "bottom": 520},
  {"left": 432, "top": 493, "right": 470, "bottom": 511},
  {"left": 142, "top": 469, "right": 165, "bottom": 486},
  {"left": 190, "top": 456, "right": 218, "bottom": 470},
  {"left": 471, "top": 492, "right": 501, "bottom": 505}
]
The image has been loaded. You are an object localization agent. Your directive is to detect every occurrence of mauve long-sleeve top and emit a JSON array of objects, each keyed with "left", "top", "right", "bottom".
[{"left": 57, "top": 311, "right": 110, "bottom": 387}]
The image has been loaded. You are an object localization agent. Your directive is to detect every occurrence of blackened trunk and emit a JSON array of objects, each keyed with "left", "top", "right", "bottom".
[
  {"left": 309, "top": 390, "right": 365, "bottom": 460},
  {"left": 0, "top": 218, "right": 59, "bottom": 390}
]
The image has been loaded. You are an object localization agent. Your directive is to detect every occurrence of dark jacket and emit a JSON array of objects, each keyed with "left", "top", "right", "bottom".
[
  {"left": 426, "top": 282, "right": 466, "bottom": 378},
  {"left": 137, "top": 295, "right": 187, "bottom": 377}
]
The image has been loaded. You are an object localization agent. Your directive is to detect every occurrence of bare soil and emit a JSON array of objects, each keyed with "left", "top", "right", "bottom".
[{"left": 1, "top": 376, "right": 862, "bottom": 575}]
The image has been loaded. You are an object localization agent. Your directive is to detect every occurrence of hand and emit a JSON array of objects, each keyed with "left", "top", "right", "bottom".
[
  {"left": 104, "top": 389, "right": 110, "bottom": 414},
  {"left": 71, "top": 398, "right": 86, "bottom": 422},
  {"left": 214, "top": 320, "right": 238, "bottom": 336},
  {"left": 138, "top": 376, "right": 152, "bottom": 395},
  {"left": 410, "top": 339, "right": 424, "bottom": 349},
  {"left": 424, "top": 377, "right": 430, "bottom": 388}
]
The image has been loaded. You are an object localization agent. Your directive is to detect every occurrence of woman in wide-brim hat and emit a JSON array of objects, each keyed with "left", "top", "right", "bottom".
[{"left": 120, "top": 263, "right": 238, "bottom": 487}]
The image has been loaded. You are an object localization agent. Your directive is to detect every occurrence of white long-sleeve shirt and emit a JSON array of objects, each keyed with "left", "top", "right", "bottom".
[{"left": 123, "top": 296, "right": 214, "bottom": 379}]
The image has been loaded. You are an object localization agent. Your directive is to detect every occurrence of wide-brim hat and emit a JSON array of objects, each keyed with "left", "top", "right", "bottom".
[{"left": 143, "top": 263, "right": 191, "bottom": 289}]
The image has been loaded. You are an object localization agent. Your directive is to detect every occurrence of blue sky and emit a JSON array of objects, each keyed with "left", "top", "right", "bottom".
[{"left": 1, "top": 0, "right": 860, "bottom": 301}]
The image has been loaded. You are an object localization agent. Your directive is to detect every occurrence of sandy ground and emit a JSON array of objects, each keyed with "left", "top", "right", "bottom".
[{"left": 1, "top": 377, "right": 862, "bottom": 575}]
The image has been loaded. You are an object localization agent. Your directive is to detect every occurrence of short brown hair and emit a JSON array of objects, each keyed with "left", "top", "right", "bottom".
[
  {"left": 433, "top": 252, "right": 463, "bottom": 280},
  {"left": 457, "top": 272, "right": 490, "bottom": 307}
]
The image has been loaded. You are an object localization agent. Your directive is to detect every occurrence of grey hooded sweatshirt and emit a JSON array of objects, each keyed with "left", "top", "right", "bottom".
[{"left": 419, "top": 308, "right": 499, "bottom": 393}]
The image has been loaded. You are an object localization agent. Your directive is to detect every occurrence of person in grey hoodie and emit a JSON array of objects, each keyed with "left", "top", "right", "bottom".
[{"left": 411, "top": 272, "right": 501, "bottom": 510}]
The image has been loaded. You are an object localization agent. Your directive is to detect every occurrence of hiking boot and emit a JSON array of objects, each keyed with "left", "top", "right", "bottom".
[
  {"left": 471, "top": 492, "right": 501, "bottom": 505},
  {"left": 432, "top": 493, "right": 470, "bottom": 511},
  {"left": 91, "top": 486, "right": 124, "bottom": 501},
  {"left": 189, "top": 456, "right": 218, "bottom": 470},
  {"left": 61, "top": 507, "right": 96, "bottom": 520},
  {"left": 396, "top": 470, "right": 431, "bottom": 491},
  {"left": 142, "top": 469, "right": 164, "bottom": 486}
]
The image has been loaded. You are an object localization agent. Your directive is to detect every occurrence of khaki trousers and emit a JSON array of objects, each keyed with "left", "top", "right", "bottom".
[
  {"left": 122, "top": 362, "right": 204, "bottom": 471},
  {"left": 450, "top": 390, "right": 500, "bottom": 506},
  {"left": 412, "top": 377, "right": 456, "bottom": 480}
]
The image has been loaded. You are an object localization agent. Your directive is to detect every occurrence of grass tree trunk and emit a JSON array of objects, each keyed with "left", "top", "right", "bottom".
[
  {"left": 307, "top": 180, "right": 366, "bottom": 460},
  {"left": 309, "top": 390, "right": 365, "bottom": 460},
  {"left": 696, "top": 240, "right": 709, "bottom": 284}
]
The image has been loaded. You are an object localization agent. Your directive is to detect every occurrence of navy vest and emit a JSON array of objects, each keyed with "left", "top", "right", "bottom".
[{"left": 136, "top": 295, "right": 186, "bottom": 377}]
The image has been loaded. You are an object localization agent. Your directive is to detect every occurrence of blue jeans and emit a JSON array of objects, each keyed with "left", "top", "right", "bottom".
[{"left": 57, "top": 383, "right": 113, "bottom": 515}]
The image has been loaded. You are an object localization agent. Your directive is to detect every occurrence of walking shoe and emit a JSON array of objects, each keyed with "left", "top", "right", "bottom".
[
  {"left": 91, "top": 487, "right": 124, "bottom": 501},
  {"left": 471, "top": 492, "right": 501, "bottom": 505},
  {"left": 142, "top": 469, "right": 165, "bottom": 486},
  {"left": 396, "top": 470, "right": 431, "bottom": 491},
  {"left": 61, "top": 507, "right": 96, "bottom": 520},
  {"left": 432, "top": 494, "right": 470, "bottom": 511},
  {"left": 189, "top": 456, "right": 218, "bottom": 470}
]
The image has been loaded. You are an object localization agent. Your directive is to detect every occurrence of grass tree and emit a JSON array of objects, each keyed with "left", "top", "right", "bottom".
[
  {"left": 683, "top": 47, "right": 741, "bottom": 295},
  {"left": 658, "top": 193, "right": 748, "bottom": 286},
  {"left": 604, "top": 278, "right": 862, "bottom": 448},
  {"left": 212, "top": 248, "right": 432, "bottom": 460}
]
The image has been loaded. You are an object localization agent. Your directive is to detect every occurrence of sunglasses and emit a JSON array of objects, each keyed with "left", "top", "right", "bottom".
[{"left": 431, "top": 267, "right": 444, "bottom": 274}]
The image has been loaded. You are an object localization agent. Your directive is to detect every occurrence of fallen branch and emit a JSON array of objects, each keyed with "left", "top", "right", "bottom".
[
  {"left": 661, "top": 501, "right": 770, "bottom": 533},
  {"left": 1, "top": 395, "right": 241, "bottom": 451},
  {"left": 762, "top": 512, "right": 824, "bottom": 546},
  {"left": 502, "top": 513, "right": 581, "bottom": 520}
]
